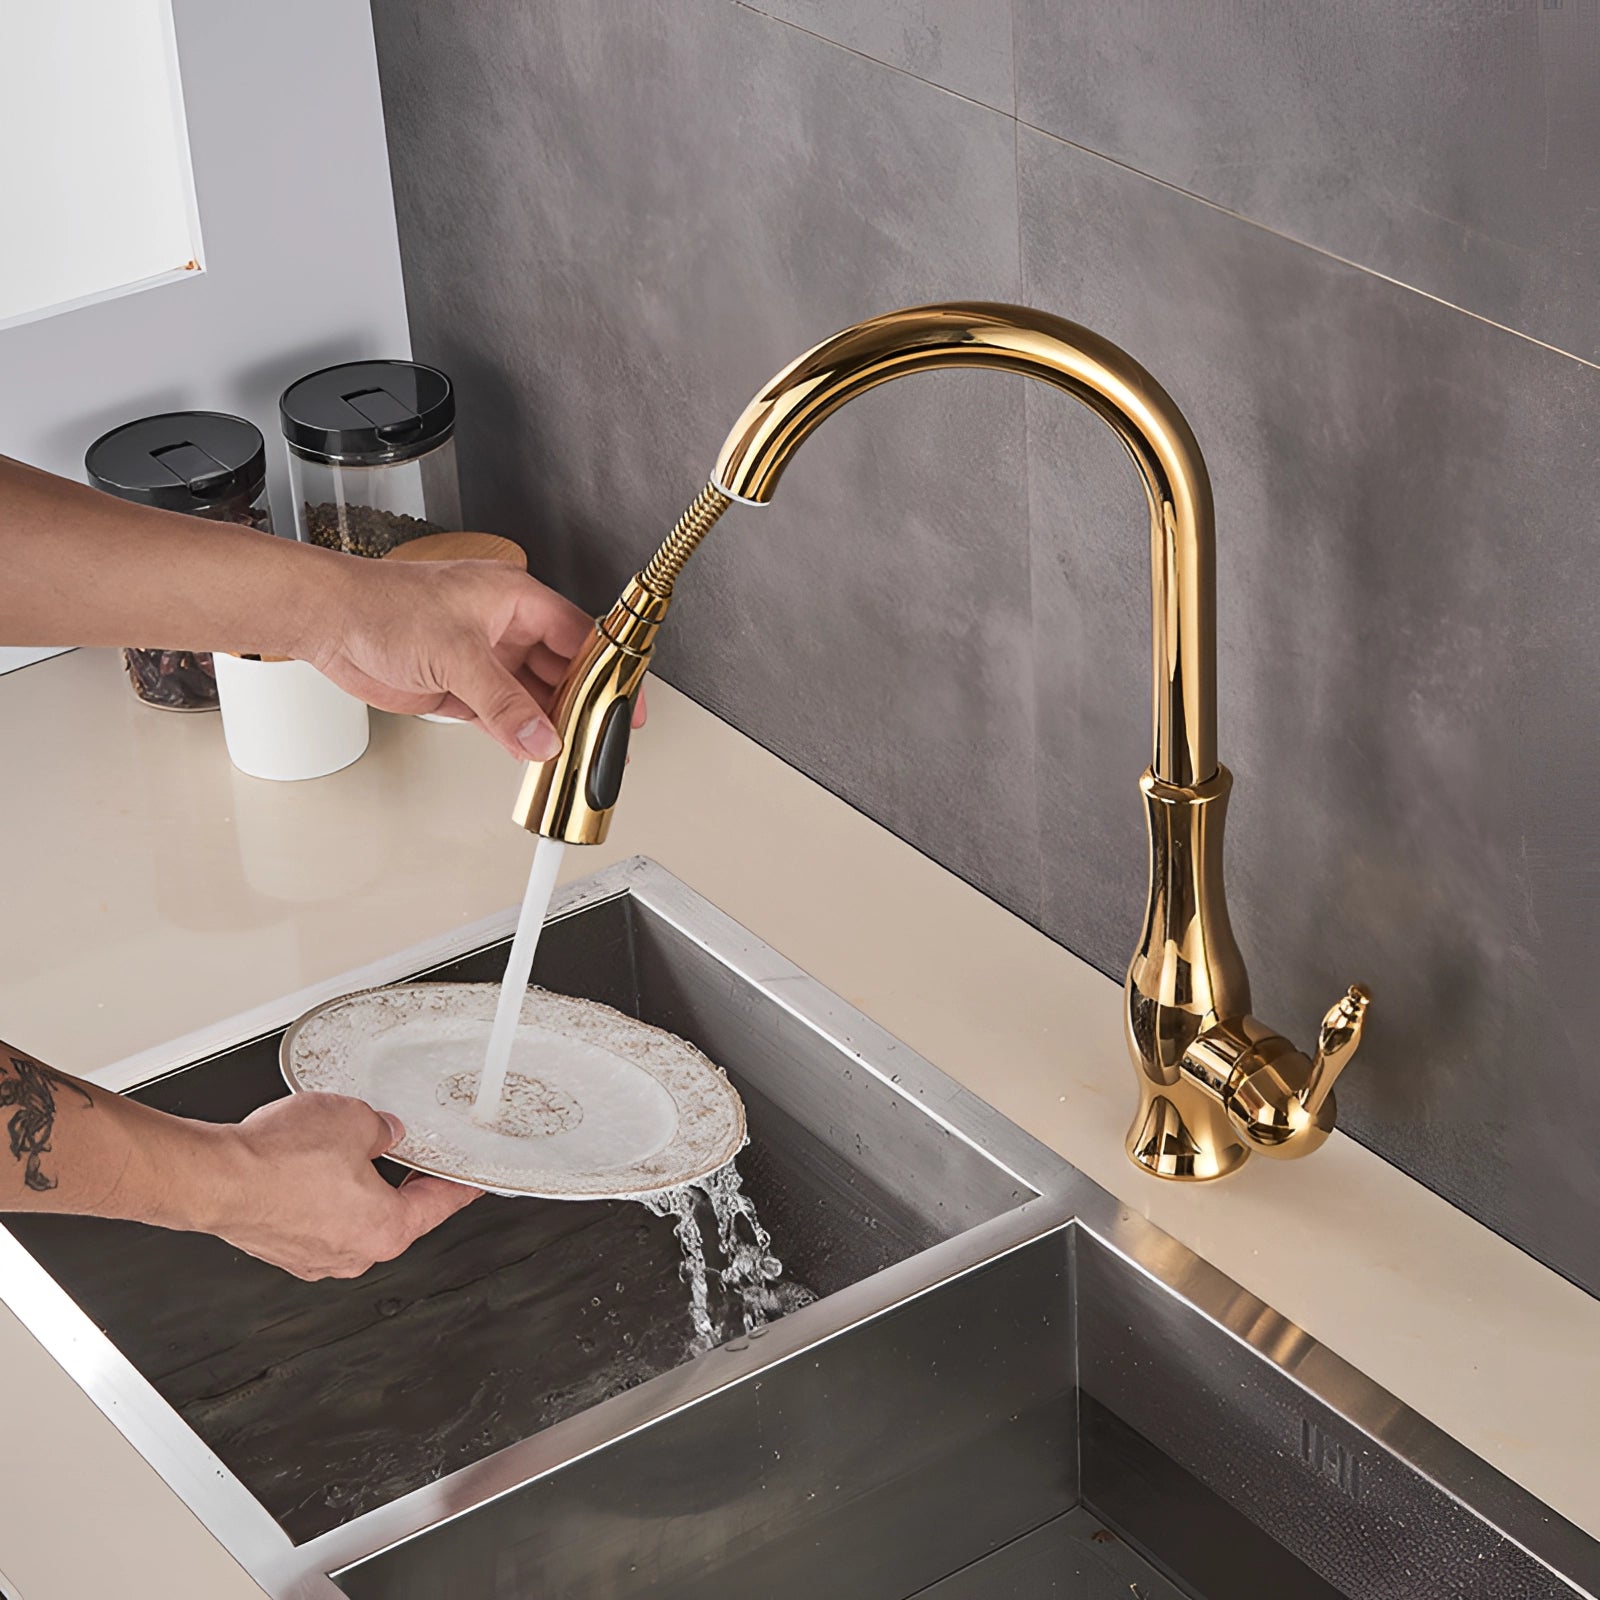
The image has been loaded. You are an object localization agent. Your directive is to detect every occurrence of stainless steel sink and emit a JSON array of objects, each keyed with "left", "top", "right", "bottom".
[{"left": 1, "top": 860, "right": 1595, "bottom": 1599}]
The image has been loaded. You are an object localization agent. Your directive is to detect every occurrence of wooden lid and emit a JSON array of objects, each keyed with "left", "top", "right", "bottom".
[{"left": 382, "top": 532, "right": 528, "bottom": 569}]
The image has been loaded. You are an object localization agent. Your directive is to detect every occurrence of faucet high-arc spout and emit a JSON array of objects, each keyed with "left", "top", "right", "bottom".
[
  {"left": 513, "top": 302, "right": 1370, "bottom": 1181},
  {"left": 709, "top": 304, "right": 1215, "bottom": 789}
]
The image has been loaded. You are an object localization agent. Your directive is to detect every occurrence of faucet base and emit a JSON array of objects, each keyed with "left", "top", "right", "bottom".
[
  {"left": 1123, "top": 767, "right": 1253, "bottom": 1182},
  {"left": 1125, "top": 1087, "right": 1251, "bottom": 1182}
]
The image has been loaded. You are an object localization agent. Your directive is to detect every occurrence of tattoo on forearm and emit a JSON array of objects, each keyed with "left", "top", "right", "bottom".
[{"left": 1, "top": 1053, "right": 94, "bottom": 1192}]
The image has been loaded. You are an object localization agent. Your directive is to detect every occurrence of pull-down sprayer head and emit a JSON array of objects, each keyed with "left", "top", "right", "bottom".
[{"left": 511, "top": 487, "right": 730, "bottom": 842}]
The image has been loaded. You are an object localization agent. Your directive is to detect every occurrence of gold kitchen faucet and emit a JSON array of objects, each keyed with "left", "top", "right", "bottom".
[{"left": 513, "top": 303, "right": 1370, "bottom": 1181}]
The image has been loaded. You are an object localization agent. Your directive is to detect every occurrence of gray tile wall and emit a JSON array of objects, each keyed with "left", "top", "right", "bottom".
[{"left": 372, "top": 1, "right": 1600, "bottom": 1296}]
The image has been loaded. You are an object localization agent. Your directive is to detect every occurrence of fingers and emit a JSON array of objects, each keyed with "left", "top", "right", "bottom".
[
  {"left": 253, "top": 1091, "right": 401, "bottom": 1156},
  {"left": 508, "top": 583, "right": 592, "bottom": 661},
  {"left": 391, "top": 1172, "right": 483, "bottom": 1247},
  {"left": 524, "top": 641, "right": 575, "bottom": 687},
  {"left": 424, "top": 692, "right": 478, "bottom": 723},
  {"left": 397, "top": 566, "right": 609, "bottom": 760},
  {"left": 219, "top": 1093, "right": 484, "bottom": 1280},
  {"left": 430, "top": 676, "right": 562, "bottom": 725},
  {"left": 512, "top": 661, "right": 551, "bottom": 702},
  {"left": 446, "top": 647, "right": 562, "bottom": 761}
]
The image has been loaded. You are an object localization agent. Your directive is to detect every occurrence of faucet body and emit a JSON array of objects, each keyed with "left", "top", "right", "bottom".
[{"left": 514, "top": 303, "right": 1368, "bottom": 1180}]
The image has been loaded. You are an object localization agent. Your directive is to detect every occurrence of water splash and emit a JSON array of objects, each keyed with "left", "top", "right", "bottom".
[
  {"left": 701, "top": 1162, "right": 787, "bottom": 1323},
  {"left": 642, "top": 1184, "right": 718, "bottom": 1346},
  {"left": 642, "top": 1159, "right": 815, "bottom": 1348}
]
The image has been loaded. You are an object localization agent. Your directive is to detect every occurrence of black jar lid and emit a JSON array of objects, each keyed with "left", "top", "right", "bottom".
[
  {"left": 85, "top": 412, "right": 267, "bottom": 513},
  {"left": 278, "top": 359, "right": 454, "bottom": 465}
]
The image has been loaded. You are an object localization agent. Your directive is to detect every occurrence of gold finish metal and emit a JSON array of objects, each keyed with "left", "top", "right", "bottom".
[
  {"left": 640, "top": 482, "right": 734, "bottom": 597},
  {"left": 514, "top": 301, "right": 1370, "bottom": 1179}
]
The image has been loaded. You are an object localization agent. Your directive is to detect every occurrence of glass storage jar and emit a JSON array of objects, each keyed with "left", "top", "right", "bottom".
[
  {"left": 84, "top": 411, "right": 273, "bottom": 711},
  {"left": 278, "top": 359, "right": 461, "bottom": 558}
]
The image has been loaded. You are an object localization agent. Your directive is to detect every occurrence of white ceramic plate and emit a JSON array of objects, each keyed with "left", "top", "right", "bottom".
[{"left": 280, "top": 983, "right": 747, "bottom": 1200}]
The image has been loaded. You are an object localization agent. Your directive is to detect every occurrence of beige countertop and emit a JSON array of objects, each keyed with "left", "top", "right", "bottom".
[{"left": 1, "top": 647, "right": 1596, "bottom": 1597}]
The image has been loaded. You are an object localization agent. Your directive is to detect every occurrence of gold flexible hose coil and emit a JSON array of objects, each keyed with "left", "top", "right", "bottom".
[{"left": 640, "top": 482, "right": 733, "bottom": 597}]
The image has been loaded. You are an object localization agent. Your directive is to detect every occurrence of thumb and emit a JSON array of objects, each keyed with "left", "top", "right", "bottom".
[
  {"left": 448, "top": 649, "right": 562, "bottom": 762},
  {"left": 393, "top": 1172, "right": 483, "bottom": 1244},
  {"left": 368, "top": 1108, "right": 407, "bottom": 1160}
]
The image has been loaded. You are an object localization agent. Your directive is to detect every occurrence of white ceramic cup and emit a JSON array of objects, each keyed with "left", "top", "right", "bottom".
[{"left": 213, "top": 654, "right": 370, "bottom": 781}]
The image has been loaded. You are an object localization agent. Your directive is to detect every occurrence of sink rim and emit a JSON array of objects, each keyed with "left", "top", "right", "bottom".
[{"left": 1, "top": 857, "right": 1594, "bottom": 1600}]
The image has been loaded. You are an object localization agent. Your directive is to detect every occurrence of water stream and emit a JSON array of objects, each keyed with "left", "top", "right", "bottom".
[{"left": 474, "top": 834, "right": 566, "bottom": 1123}]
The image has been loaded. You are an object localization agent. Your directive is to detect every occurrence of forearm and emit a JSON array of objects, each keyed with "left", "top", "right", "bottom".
[
  {"left": 2, "top": 452, "right": 592, "bottom": 760},
  {"left": 0, "top": 454, "right": 354, "bottom": 659},
  {"left": 0, "top": 1041, "right": 481, "bottom": 1278},
  {"left": 0, "top": 1040, "right": 235, "bottom": 1233}
]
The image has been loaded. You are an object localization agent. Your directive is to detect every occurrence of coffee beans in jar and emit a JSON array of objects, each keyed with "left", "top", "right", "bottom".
[
  {"left": 280, "top": 360, "right": 463, "bottom": 561},
  {"left": 300, "top": 502, "right": 445, "bottom": 559}
]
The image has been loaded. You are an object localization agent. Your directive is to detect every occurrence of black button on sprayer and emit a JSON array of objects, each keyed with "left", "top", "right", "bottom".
[{"left": 585, "top": 698, "right": 634, "bottom": 812}]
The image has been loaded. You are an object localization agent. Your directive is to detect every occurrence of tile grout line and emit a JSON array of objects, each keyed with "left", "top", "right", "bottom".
[
  {"left": 728, "top": 0, "right": 1599, "bottom": 376},
  {"left": 729, "top": 0, "right": 1012, "bottom": 118},
  {"left": 1018, "top": 123, "right": 1600, "bottom": 376}
]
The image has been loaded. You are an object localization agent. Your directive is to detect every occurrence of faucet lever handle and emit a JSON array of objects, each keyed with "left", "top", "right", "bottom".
[{"left": 1303, "top": 984, "right": 1371, "bottom": 1116}]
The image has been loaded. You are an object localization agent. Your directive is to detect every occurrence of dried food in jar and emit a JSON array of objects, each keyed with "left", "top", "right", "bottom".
[
  {"left": 217, "top": 502, "right": 274, "bottom": 533},
  {"left": 118, "top": 498, "right": 270, "bottom": 709},
  {"left": 301, "top": 502, "right": 444, "bottom": 559},
  {"left": 85, "top": 411, "right": 276, "bottom": 713},
  {"left": 124, "top": 648, "right": 218, "bottom": 711}
]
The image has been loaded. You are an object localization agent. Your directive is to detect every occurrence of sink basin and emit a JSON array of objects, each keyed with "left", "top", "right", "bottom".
[{"left": 2, "top": 859, "right": 1595, "bottom": 1598}]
